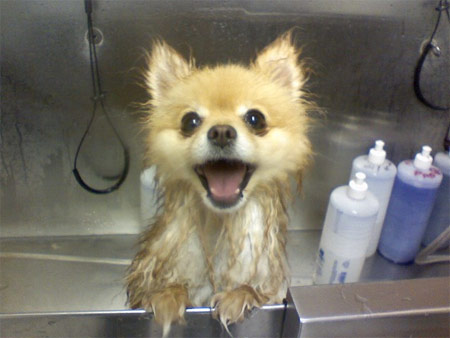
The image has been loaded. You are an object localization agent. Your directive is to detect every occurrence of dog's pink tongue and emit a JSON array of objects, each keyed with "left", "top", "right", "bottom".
[{"left": 203, "top": 162, "right": 246, "bottom": 202}]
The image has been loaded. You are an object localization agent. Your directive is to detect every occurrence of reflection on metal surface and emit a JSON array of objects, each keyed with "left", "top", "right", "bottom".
[
  {"left": 0, "top": 252, "right": 131, "bottom": 265},
  {"left": 85, "top": 27, "right": 104, "bottom": 46}
]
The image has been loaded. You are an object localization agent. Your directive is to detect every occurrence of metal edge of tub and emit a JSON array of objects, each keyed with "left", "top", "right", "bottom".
[
  {"left": 1, "top": 277, "right": 449, "bottom": 337},
  {"left": 283, "top": 276, "right": 450, "bottom": 337},
  {"left": 0, "top": 304, "right": 287, "bottom": 337}
]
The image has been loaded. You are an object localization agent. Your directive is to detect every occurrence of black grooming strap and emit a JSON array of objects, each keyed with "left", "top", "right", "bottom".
[{"left": 72, "top": 0, "right": 130, "bottom": 194}]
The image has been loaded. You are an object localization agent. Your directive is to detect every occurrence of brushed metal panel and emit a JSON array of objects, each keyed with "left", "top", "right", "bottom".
[
  {"left": 1, "top": 232, "right": 448, "bottom": 313},
  {"left": 0, "top": 306, "right": 286, "bottom": 338},
  {"left": 285, "top": 277, "right": 450, "bottom": 337},
  {"left": 1, "top": 0, "right": 448, "bottom": 237}
]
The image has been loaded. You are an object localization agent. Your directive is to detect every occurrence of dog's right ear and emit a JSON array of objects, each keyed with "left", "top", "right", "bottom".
[{"left": 145, "top": 41, "right": 193, "bottom": 105}]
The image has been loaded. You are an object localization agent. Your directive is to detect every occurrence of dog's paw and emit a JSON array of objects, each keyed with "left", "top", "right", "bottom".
[
  {"left": 146, "top": 285, "right": 191, "bottom": 337},
  {"left": 211, "top": 285, "right": 267, "bottom": 329}
]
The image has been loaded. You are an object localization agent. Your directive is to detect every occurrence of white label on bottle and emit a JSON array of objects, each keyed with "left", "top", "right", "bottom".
[{"left": 314, "top": 246, "right": 365, "bottom": 284}]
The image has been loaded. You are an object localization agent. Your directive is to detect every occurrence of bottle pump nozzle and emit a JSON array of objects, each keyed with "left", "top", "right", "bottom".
[
  {"left": 368, "top": 140, "right": 386, "bottom": 165},
  {"left": 414, "top": 145, "right": 433, "bottom": 170},
  {"left": 348, "top": 172, "right": 368, "bottom": 200}
]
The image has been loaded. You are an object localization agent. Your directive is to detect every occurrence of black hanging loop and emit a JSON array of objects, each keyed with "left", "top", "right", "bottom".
[
  {"left": 413, "top": 0, "right": 450, "bottom": 111},
  {"left": 72, "top": 0, "right": 130, "bottom": 194}
]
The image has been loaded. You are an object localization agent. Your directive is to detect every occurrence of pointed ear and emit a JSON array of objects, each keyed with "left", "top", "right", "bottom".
[
  {"left": 252, "top": 32, "right": 306, "bottom": 99},
  {"left": 144, "top": 41, "right": 194, "bottom": 105}
]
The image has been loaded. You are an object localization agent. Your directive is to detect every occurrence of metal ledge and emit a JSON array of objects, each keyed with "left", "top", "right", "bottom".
[
  {"left": 0, "top": 305, "right": 286, "bottom": 338},
  {"left": 2, "top": 278, "right": 448, "bottom": 337},
  {"left": 284, "top": 276, "right": 450, "bottom": 337}
]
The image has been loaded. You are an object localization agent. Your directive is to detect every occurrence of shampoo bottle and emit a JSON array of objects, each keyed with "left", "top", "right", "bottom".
[
  {"left": 422, "top": 149, "right": 450, "bottom": 247},
  {"left": 350, "top": 140, "right": 397, "bottom": 257},
  {"left": 378, "top": 146, "right": 443, "bottom": 263},
  {"left": 314, "top": 172, "right": 379, "bottom": 284}
]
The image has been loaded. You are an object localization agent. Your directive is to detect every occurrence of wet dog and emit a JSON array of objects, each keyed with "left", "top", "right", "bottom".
[{"left": 126, "top": 31, "right": 312, "bottom": 335}]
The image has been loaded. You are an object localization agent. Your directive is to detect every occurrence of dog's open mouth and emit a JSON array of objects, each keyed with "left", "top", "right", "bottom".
[{"left": 195, "top": 159, "right": 255, "bottom": 208}]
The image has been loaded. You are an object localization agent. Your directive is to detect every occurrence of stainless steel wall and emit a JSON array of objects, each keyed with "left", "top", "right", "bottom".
[{"left": 1, "top": 0, "right": 449, "bottom": 237}]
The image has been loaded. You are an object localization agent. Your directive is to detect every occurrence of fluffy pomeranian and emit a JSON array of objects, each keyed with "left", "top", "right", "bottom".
[{"left": 126, "top": 31, "right": 312, "bottom": 335}]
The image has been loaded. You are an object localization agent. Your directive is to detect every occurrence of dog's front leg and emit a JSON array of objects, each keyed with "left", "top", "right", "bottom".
[
  {"left": 127, "top": 273, "right": 191, "bottom": 336},
  {"left": 126, "top": 209, "right": 201, "bottom": 336}
]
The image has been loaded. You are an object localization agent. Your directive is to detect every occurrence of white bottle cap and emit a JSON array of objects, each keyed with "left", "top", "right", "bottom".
[
  {"left": 413, "top": 145, "right": 433, "bottom": 171},
  {"left": 347, "top": 172, "right": 368, "bottom": 200},
  {"left": 368, "top": 140, "right": 386, "bottom": 165}
]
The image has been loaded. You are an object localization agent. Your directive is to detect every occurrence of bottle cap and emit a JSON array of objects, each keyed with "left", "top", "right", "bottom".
[
  {"left": 348, "top": 172, "right": 368, "bottom": 200},
  {"left": 413, "top": 145, "right": 433, "bottom": 171},
  {"left": 368, "top": 140, "right": 386, "bottom": 165}
]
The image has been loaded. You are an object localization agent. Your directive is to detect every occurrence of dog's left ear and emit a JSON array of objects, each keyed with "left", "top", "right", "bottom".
[{"left": 253, "top": 31, "right": 305, "bottom": 99}]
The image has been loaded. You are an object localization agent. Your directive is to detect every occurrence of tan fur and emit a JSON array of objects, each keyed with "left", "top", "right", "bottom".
[{"left": 126, "top": 31, "right": 312, "bottom": 336}]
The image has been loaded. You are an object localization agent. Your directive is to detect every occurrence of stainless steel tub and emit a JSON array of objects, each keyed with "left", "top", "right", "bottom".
[{"left": 1, "top": 232, "right": 448, "bottom": 337}]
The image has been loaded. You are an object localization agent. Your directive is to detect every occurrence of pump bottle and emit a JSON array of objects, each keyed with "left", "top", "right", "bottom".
[
  {"left": 314, "top": 172, "right": 379, "bottom": 284},
  {"left": 350, "top": 140, "right": 397, "bottom": 257},
  {"left": 378, "top": 146, "right": 443, "bottom": 264},
  {"left": 422, "top": 149, "right": 450, "bottom": 247}
]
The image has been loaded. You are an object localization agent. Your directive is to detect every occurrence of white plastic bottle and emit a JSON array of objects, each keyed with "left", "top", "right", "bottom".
[
  {"left": 378, "top": 146, "right": 443, "bottom": 264},
  {"left": 314, "top": 172, "right": 379, "bottom": 284},
  {"left": 422, "top": 149, "right": 450, "bottom": 247},
  {"left": 350, "top": 140, "right": 397, "bottom": 257},
  {"left": 140, "top": 166, "right": 161, "bottom": 228}
]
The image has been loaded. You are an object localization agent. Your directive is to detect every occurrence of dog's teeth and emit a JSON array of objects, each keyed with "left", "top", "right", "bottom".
[
  {"left": 210, "top": 187, "right": 216, "bottom": 193},
  {"left": 234, "top": 188, "right": 240, "bottom": 194}
]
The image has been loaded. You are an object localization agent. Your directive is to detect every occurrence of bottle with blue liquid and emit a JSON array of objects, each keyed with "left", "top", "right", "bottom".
[
  {"left": 314, "top": 172, "right": 379, "bottom": 284},
  {"left": 378, "top": 146, "right": 443, "bottom": 264},
  {"left": 350, "top": 140, "right": 397, "bottom": 257}
]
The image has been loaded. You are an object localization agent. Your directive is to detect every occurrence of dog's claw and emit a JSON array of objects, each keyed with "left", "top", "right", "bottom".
[
  {"left": 145, "top": 285, "right": 190, "bottom": 337},
  {"left": 211, "top": 285, "right": 266, "bottom": 331}
]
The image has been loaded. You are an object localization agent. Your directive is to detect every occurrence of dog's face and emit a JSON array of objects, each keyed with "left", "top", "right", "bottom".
[{"left": 144, "top": 33, "right": 311, "bottom": 212}]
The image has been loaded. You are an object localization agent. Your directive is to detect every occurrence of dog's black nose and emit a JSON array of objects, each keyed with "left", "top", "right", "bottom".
[{"left": 207, "top": 125, "right": 237, "bottom": 148}]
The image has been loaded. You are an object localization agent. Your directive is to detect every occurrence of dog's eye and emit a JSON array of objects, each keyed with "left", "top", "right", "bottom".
[
  {"left": 181, "top": 112, "right": 202, "bottom": 135},
  {"left": 244, "top": 109, "right": 267, "bottom": 133}
]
